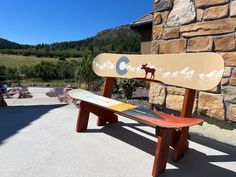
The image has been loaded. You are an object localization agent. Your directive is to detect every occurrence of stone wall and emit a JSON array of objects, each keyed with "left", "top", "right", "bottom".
[
  {"left": 141, "top": 41, "right": 152, "bottom": 54},
  {"left": 150, "top": 0, "right": 236, "bottom": 122}
]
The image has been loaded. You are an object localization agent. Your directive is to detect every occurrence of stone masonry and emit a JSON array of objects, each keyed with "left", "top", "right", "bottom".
[{"left": 151, "top": 0, "right": 236, "bottom": 122}]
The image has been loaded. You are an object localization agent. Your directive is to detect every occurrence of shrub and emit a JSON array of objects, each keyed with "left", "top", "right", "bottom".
[
  {"left": 117, "top": 79, "right": 138, "bottom": 99},
  {"left": 19, "top": 65, "right": 36, "bottom": 79},
  {"left": 35, "top": 52, "right": 43, "bottom": 58},
  {"left": 34, "top": 61, "right": 58, "bottom": 81},
  {"left": 56, "top": 60, "right": 78, "bottom": 79},
  {"left": 113, "top": 79, "right": 120, "bottom": 94},
  {"left": 58, "top": 56, "right": 65, "bottom": 61},
  {"left": 0, "top": 65, "right": 6, "bottom": 81},
  {"left": 6, "top": 67, "right": 20, "bottom": 80}
]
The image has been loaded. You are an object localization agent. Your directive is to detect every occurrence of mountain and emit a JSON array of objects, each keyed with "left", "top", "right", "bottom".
[
  {"left": 47, "top": 25, "right": 140, "bottom": 51},
  {"left": 0, "top": 38, "right": 25, "bottom": 49},
  {"left": 0, "top": 25, "right": 141, "bottom": 58}
]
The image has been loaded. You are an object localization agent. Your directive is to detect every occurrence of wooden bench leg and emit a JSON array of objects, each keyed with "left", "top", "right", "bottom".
[
  {"left": 76, "top": 102, "right": 90, "bottom": 132},
  {"left": 97, "top": 114, "right": 118, "bottom": 126},
  {"left": 77, "top": 101, "right": 118, "bottom": 127},
  {"left": 172, "top": 89, "right": 195, "bottom": 161},
  {"left": 106, "top": 114, "right": 118, "bottom": 124},
  {"left": 97, "top": 118, "right": 107, "bottom": 126},
  {"left": 152, "top": 128, "right": 171, "bottom": 177},
  {"left": 173, "top": 127, "right": 189, "bottom": 161}
]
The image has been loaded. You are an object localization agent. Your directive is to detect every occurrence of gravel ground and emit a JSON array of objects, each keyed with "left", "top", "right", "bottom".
[{"left": 112, "top": 87, "right": 151, "bottom": 109}]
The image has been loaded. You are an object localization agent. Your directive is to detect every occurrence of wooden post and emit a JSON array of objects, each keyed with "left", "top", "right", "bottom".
[
  {"left": 97, "top": 77, "right": 118, "bottom": 126},
  {"left": 180, "top": 89, "right": 196, "bottom": 118},
  {"left": 76, "top": 101, "right": 90, "bottom": 132},
  {"left": 102, "top": 77, "right": 114, "bottom": 98},
  {"left": 152, "top": 128, "right": 171, "bottom": 177},
  {"left": 173, "top": 89, "right": 196, "bottom": 161}
]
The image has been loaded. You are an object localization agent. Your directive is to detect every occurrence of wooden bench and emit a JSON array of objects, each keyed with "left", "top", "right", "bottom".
[{"left": 70, "top": 53, "right": 224, "bottom": 177}]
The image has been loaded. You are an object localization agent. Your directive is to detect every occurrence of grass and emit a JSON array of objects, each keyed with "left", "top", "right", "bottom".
[
  {"left": 0, "top": 54, "right": 88, "bottom": 88},
  {"left": 0, "top": 54, "right": 81, "bottom": 68}
]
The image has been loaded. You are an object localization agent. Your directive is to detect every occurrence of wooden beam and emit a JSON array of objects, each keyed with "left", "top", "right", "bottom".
[
  {"left": 180, "top": 89, "right": 196, "bottom": 118},
  {"left": 173, "top": 89, "right": 196, "bottom": 161},
  {"left": 102, "top": 77, "right": 115, "bottom": 97},
  {"left": 76, "top": 101, "right": 90, "bottom": 132},
  {"left": 152, "top": 128, "right": 171, "bottom": 177},
  {"left": 97, "top": 77, "right": 118, "bottom": 126}
]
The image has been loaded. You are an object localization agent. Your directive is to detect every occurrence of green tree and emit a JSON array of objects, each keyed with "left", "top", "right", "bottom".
[{"left": 75, "top": 55, "right": 99, "bottom": 89}]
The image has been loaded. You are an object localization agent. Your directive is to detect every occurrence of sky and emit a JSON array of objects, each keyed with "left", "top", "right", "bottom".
[{"left": 0, "top": 0, "right": 153, "bottom": 45}]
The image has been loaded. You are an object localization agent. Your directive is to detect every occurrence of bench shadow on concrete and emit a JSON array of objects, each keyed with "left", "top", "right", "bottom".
[
  {"left": 0, "top": 104, "right": 66, "bottom": 144},
  {"left": 85, "top": 122, "right": 236, "bottom": 177}
]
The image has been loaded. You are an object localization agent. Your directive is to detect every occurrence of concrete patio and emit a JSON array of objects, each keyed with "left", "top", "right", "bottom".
[{"left": 0, "top": 87, "right": 236, "bottom": 177}]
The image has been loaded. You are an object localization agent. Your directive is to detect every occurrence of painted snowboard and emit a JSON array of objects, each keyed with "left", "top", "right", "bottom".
[
  {"left": 69, "top": 89, "right": 203, "bottom": 128},
  {"left": 93, "top": 53, "right": 224, "bottom": 90}
]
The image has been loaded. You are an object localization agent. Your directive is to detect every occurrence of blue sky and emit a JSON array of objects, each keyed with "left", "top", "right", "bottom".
[{"left": 0, "top": 0, "right": 153, "bottom": 45}]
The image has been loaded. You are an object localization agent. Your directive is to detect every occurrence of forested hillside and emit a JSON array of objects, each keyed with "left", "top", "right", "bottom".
[
  {"left": 0, "top": 38, "right": 29, "bottom": 49},
  {"left": 0, "top": 25, "right": 141, "bottom": 58}
]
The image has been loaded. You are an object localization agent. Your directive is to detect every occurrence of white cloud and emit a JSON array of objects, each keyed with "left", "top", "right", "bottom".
[
  {"left": 172, "top": 71, "right": 179, "bottom": 77},
  {"left": 180, "top": 67, "right": 190, "bottom": 75},
  {"left": 163, "top": 72, "right": 171, "bottom": 78},
  {"left": 93, "top": 60, "right": 114, "bottom": 71},
  {"left": 198, "top": 69, "right": 224, "bottom": 80}
]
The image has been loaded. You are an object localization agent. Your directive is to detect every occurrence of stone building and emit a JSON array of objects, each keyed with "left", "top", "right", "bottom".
[
  {"left": 131, "top": 12, "right": 153, "bottom": 54},
  {"left": 132, "top": 0, "right": 236, "bottom": 123}
]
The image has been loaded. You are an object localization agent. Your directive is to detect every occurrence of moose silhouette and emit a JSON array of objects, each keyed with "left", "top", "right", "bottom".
[{"left": 141, "top": 64, "right": 156, "bottom": 79}]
